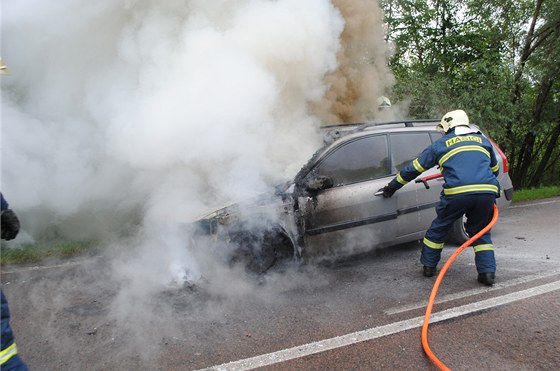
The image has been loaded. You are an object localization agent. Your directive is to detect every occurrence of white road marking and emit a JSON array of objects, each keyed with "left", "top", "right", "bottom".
[
  {"left": 384, "top": 268, "right": 560, "bottom": 315},
  {"left": 200, "top": 280, "right": 560, "bottom": 371}
]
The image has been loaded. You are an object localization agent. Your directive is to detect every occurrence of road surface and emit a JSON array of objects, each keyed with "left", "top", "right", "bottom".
[{"left": 1, "top": 197, "right": 559, "bottom": 370}]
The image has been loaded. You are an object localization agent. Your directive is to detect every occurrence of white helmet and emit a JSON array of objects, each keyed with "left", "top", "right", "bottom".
[
  {"left": 437, "top": 109, "right": 469, "bottom": 133},
  {"left": 377, "top": 96, "right": 391, "bottom": 108}
]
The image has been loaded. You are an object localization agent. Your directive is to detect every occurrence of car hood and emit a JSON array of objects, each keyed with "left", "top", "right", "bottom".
[{"left": 196, "top": 181, "right": 295, "bottom": 223}]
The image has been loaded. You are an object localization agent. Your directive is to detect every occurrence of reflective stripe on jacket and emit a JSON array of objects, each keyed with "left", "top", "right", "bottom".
[
  {"left": 389, "top": 128, "right": 500, "bottom": 196},
  {"left": 0, "top": 342, "right": 18, "bottom": 365}
]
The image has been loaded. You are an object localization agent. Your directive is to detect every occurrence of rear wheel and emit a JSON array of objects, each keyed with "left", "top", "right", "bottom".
[{"left": 448, "top": 215, "right": 469, "bottom": 245}]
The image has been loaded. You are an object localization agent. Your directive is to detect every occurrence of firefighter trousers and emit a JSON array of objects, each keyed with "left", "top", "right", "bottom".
[{"left": 420, "top": 193, "right": 497, "bottom": 273}]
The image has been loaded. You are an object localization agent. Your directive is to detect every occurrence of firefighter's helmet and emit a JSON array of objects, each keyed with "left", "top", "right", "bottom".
[
  {"left": 377, "top": 96, "right": 391, "bottom": 109},
  {"left": 437, "top": 109, "right": 469, "bottom": 133}
]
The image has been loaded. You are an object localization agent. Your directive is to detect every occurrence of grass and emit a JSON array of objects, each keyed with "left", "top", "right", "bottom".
[
  {"left": 1, "top": 240, "right": 100, "bottom": 266},
  {"left": 511, "top": 185, "right": 560, "bottom": 202},
  {"left": 2, "top": 186, "right": 559, "bottom": 266}
]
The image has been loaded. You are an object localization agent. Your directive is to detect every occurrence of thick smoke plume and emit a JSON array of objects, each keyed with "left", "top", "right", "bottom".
[{"left": 313, "top": 0, "right": 395, "bottom": 123}]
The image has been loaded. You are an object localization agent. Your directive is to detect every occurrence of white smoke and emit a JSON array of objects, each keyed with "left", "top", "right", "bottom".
[
  {"left": 2, "top": 0, "right": 344, "bottom": 219},
  {"left": 1, "top": 0, "right": 351, "bottom": 288}
]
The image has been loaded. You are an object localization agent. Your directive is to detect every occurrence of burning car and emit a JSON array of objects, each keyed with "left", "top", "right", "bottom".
[{"left": 194, "top": 119, "right": 514, "bottom": 273}]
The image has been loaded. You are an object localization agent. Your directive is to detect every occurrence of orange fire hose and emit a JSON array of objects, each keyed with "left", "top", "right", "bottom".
[{"left": 421, "top": 203, "right": 499, "bottom": 371}]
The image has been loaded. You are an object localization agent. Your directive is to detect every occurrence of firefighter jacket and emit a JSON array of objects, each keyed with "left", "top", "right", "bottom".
[{"left": 388, "top": 127, "right": 500, "bottom": 196}]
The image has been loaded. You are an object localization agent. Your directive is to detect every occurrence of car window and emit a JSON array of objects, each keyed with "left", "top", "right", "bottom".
[
  {"left": 314, "top": 135, "right": 389, "bottom": 187},
  {"left": 390, "top": 133, "right": 432, "bottom": 172},
  {"left": 430, "top": 132, "right": 443, "bottom": 143}
]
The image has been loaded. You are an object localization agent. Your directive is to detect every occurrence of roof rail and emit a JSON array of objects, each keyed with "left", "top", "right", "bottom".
[{"left": 320, "top": 119, "right": 439, "bottom": 130}]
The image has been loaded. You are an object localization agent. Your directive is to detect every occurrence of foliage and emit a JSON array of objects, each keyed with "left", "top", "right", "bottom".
[{"left": 381, "top": 0, "right": 560, "bottom": 188}]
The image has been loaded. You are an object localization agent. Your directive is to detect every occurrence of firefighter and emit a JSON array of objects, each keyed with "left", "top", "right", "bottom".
[
  {"left": 378, "top": 110, "right": 500, "bottom": 286},
  {"left": 1, "top": 59, "right": 29, "bottom": 370}
]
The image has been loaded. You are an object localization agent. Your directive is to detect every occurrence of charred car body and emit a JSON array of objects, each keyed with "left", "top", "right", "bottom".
[{"left": 195, "top": 120, "right": 514, "bottom": 273}]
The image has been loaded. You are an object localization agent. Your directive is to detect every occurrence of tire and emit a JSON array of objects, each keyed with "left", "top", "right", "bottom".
[
  {"left": 244, "top": 234, "right": 276, "bottom": 274},
  {"left": 231, "top": 229, "right": 295, "bottom": 274},
  {"left": 448, "top": 215, "right": 469, "bottom": 245}
]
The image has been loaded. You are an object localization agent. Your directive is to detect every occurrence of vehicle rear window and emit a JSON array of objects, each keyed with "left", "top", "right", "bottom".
[
  {"left": 390, "top": 133, "right": 432, "bottom": 172},
  {"left": 315, "top": 135, "right": 389, "bottom": 186}
]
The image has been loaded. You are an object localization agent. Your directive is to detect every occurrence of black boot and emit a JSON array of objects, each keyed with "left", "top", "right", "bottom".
[
  {"left": 423, "top": 266, "right": 437, "bottom": 277},
  {"left": 478, "top": 272, "right": 495, "bottom": 286}
]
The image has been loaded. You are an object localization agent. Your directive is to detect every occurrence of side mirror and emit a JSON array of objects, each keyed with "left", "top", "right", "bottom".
[{"left": 304, "top": 175, "right": 334, "bottom": 192}]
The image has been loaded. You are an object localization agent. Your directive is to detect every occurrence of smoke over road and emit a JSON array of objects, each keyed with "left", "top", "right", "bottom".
[{"left": 2, "top": 0, "right": 395, "bottom": 366}]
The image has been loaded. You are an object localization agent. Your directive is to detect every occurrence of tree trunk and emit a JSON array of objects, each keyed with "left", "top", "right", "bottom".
[
  {"left": 513, "top": 132, "right": 536, "bottom": 189},
  {"left": 529, "top": 122, "right": 560, "bottom": 187}
]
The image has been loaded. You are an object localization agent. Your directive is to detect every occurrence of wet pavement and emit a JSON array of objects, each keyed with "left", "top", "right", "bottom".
[{"left": 1, "top": 197, "right": 559, "bottom": 370}]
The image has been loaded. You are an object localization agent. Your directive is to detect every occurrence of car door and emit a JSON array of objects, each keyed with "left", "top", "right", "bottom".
[
  {"left": 297, "top": 134, "right": 397, "bottom": 257},
  {"left": 389, "top": 132, "right": 440, "bottom": 237}
]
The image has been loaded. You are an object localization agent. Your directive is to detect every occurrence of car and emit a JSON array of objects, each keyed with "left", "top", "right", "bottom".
[{"left": 193, "top": 119, "right": 514, "bottom": 273}]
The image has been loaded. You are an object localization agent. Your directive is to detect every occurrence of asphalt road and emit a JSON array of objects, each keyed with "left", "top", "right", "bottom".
[{"left": 1, "top": 197, "right": 559, "bottom": 370}]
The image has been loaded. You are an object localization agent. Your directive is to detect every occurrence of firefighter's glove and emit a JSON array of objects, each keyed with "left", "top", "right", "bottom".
[
  {"left": 378, "top": 185, "right": 396, "bottom": 198},
  {"left": 1, "top": 209, "right": 20, "bottom": 240}
]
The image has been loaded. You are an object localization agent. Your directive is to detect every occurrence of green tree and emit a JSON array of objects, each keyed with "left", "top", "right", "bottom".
[{"left": 381, "top": 0, "right": 560, "bottom": 188}]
